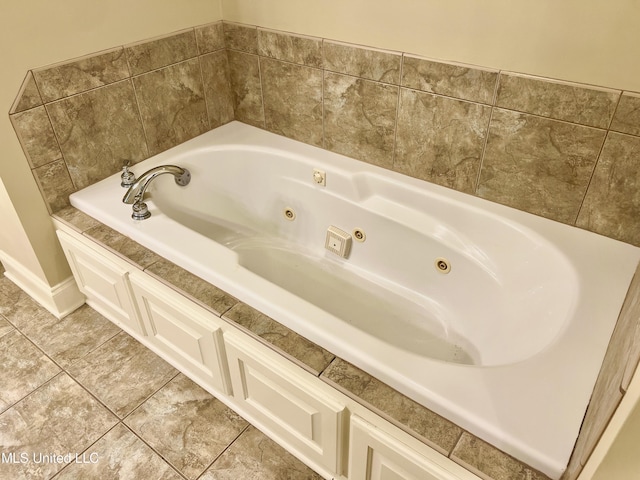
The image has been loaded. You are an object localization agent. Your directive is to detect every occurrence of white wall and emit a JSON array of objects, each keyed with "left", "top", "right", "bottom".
[
  {"left": 222, "top": 0, "right": 640, "bottom": 92},
  {"left": 0, "top": 0, "right": 223, "bottom": 286}
]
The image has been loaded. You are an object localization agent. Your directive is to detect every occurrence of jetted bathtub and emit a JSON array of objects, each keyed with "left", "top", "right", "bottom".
[{"left": 70, "top": 121, "right": 640, "bottom": 479}]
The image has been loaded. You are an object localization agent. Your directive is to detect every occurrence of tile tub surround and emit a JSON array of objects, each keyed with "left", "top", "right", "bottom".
[
  {"left": 10, "top": 22, "right": 640, "bottom": 247},
  {"left": 9, "top": 22, "right": 233, "bottom": 214}
]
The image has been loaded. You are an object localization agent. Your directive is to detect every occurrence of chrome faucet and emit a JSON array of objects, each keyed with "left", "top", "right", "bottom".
[
  {"left": 122, "top": 165, "right": 191, "bottom": 220},
  {"left": 120, "top": 161, "right": 137, "bottom": 188}
]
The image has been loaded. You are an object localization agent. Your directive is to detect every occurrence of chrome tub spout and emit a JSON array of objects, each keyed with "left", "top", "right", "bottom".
[{"left": 122, "top": 165, "right": 191, "bottom": 220}]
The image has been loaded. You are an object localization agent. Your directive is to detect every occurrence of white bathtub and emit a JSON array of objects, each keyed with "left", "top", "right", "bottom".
[{"left": 70, "top": 121, "right": 640, "bottom": 479}]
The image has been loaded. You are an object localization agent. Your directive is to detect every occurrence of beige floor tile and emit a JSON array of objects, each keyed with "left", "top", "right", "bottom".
[
  {"left": 0, "top": 373, "right": 118, "bottom": 479},
  {"left": 0, "top": 330, "right": 60, "bottom": 413},
  {"left": 0, "top": 316, "right": 13, "bottom": 338},
  {"left": 125, "top": 373, "right": 248, "bottom": 479},
  {"left": 200, "top": 425, "right": 323, "bottom": 480},
  {"left": 6, "top": 303, "right": 121, "bottom": 368},
  {"left": 53, "top": 423, "right": 183, "bottom": 480},
  {"left": 68, "top": 332, "right": 177, "bottom": 417},
  {"left": 0, "top": 277, "right": 30, "bottom": 317}
]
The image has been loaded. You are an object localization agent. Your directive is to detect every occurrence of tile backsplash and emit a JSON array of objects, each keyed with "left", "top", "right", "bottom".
[
  {"left": 11, "top": 20, "right": 640, "bottom": 247},
  {"left": 10, "top": 23, "right": 232, "bottom": 213}
]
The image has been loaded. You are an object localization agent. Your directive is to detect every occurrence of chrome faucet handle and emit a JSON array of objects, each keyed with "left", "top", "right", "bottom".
[
  {"left": 121, "top": 162, "right": 136, "bottom": 188},
  {"left": 131, "top": 194, "right": 151, "bottom": 221}
]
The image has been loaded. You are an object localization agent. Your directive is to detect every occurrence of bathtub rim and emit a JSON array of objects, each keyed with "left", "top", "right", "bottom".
[{"left": 68, "top": 121, "right": 640, "bottom": 479}]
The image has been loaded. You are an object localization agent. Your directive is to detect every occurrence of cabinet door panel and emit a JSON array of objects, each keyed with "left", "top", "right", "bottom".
[
  {"left": 225, "top": 333, "right": 344, "bottom": 472},
  {"left": 57, "top": 230, "right": 143, "bottom": 335},
  {"left": 349, "top": 416, "right": 480, "bottom": 480},
  {"left": 130, "top": 272, "right": 230, "bottom": 395}
]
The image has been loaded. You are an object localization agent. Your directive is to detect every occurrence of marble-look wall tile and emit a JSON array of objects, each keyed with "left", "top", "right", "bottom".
[
  {"left": 200, "top": 51, "right": 235, "bottom": 129},
  {"left": 323, "top": 40, "right": 401, "bottom": 84},
  {"left": 261, "top": 58, "right": 323, "bottom": 146},
  {"left": 33, "top": 48, "right": 130, "bottom": 102},
  {"left": 258, "top": 29, "right": 323, "bottom": 68},
  {"left": 610, "top": 92, "right": 640, "bottom": 136},
  {"left": 576, "top": 132, "right": 640, "bottom": 245},
  {"left": 620, "top": 273, "right": 640, "bottom": 393},
  {"left": 402, "top": 55, "right": 498, "bottom": 104},
  {"left": 125, "top": 374, "right": 249, "bottom": 479},
  {"left": 324, "top": 72, "right": 398, "bottom": 168},
  {"left": 55, "top": 423, "right": 183, "bottom": 480},
  {"left": 451, "top": 433, "right": 551, "bottom": 480},
  {"left": 10, "top": 71, "right": 43, "bottom": 114},
  {"left": 0, "top": 373, "right": 117, "bottom": 480},
  {"left": 195, "top": 22, "right": 225, "bottom": 54},
  {"left": 11, "top": 105, "right": 62, "bottom": 168},
  {"left": 496, "top": 73, "right": 620, "bottom": 128},
  {"left": 47, "top": 79, "right": 148, "bottom": 189},
  {"left": 227, "top": 50, "right": 265, "bottom": 128},
  {"left": 126, "top": 29, "right": 198, "bottom": 76},
  {"left": 321, "top": 358, "right": 462, "bottom": 455},
  {"left": 133, "top": 59, "right": 209, "bottom": 155},
  {"left": 564, "top": 261, "right": 640, "bottom": 475},
  {"left": 395, "top": 88, "right": 491, "bottom": 193},
  {"left": 32, "top": 159, "right": 76, "bottom": 212},
  {"left": 200, "top": 425, "right": 323, "bottom": 479},
  {"left": 223, "top": 303, "right": 334, "bottom": 375},
  {"left": 478, "top": 109, "right": 606, "bottom": 223},
  {"left": 223, "top": 22, "right": 258, "bottom": 54}
]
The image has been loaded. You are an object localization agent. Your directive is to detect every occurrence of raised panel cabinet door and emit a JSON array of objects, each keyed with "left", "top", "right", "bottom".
[
  {"left": 349, "top": 416, "right": 480, "bottom": 480},
  {"left": 129, "top": 271, "right": 231, "bottom": 395},
  {"left": 225, "top": 332, "right": 345, "bottom": 474},
  {"left": 56, "top": 229, "right": 144, "bottom": 335}
]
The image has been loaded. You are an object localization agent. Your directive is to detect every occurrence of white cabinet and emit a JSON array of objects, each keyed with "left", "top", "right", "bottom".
[
  {"left": 129, "top": 271, "right": 231, "bottom": 395},
  {"left": 56, "top": 229, "right": 144, "bottom": 335},
  {"left": 349, "top": 415, "right": 479, "bottom": 480},
  {"left": 225, "top": 332, "right": 345, "bottom": 474},
  {"left": 56, "top": 224, "right": 481, "bottom": 480}
]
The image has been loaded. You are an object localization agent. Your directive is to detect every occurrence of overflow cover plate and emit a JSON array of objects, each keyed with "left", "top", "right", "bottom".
[{"left": 325, "top": 226, "right": 352, "bottom": 258}]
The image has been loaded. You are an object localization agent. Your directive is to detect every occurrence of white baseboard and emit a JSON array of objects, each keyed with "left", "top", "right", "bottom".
[{"left": 0, "top": 252, "right": 85, "bottom": 319}]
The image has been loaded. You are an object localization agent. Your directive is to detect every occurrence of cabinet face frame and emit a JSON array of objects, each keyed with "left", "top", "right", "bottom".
[
  {"left": 129, "top": 271, "right": 231, "bottom": 395},
  {"left": 225, "top": 332, "right": 346, "bottom": 474},
  {"left": 56, "top": 229, "right": 145, "bottom": 336}
]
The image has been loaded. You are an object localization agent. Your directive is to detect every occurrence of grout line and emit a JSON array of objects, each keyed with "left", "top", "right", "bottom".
[
  {"left": 129, "top": 76, "right": 151, "bottom": 160},
  {"left": 321, "top": 39, "right": 326, "bottom": 151},
  {"left": 256, "top": 55, "right": 266, "bottom": 129},
  {"left": 119, "top": 421, "right": 189, "bottom": 480},
  {"left": 572, "top": 129, "right": 610, "bottom": 226},
  {"left": 473, "top": 84, "right": 498, "bottom": 194},
  {"left": 391, "top": 55, "right": 405, "bottom": 171},
  {"left": 448, "top": 429, "right": 465, "bottom": 458},
  {"left": 199, "top": 424, "right": 251, "bottom": 476}
]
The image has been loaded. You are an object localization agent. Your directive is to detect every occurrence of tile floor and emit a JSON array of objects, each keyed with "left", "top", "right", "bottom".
[{"left": 0, "top": 264, "right": 323, "bottom": 480}]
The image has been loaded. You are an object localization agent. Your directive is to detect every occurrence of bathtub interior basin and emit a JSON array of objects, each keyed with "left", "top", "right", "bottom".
[
  {"left": 68, "top": 121, "right": 640, "bottom": 479},
  {"left": 146, "top": 147, "right": 580, "bottom": 369}
]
